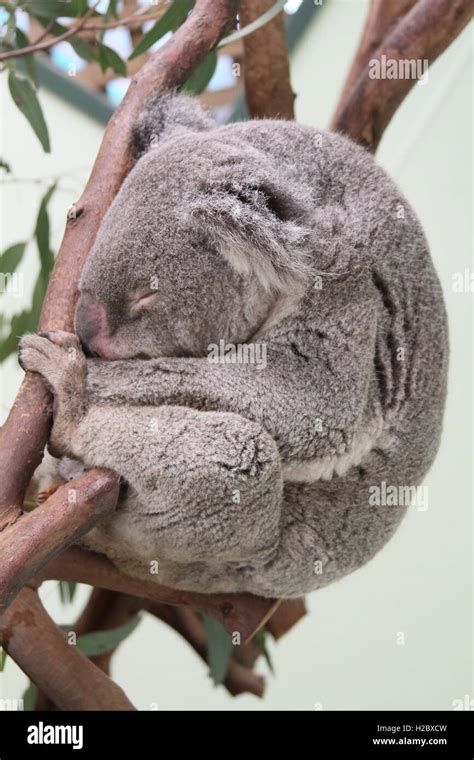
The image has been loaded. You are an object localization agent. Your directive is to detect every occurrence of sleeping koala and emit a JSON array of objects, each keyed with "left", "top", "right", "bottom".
[{"left": 20, "top": 93, "right": 448, "bottom": 599}]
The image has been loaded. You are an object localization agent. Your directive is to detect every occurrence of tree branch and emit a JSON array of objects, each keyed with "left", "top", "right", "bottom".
[
  {"left": 0, "top": 2, "right": 98, "bottom": 62},
  {"left": 146, "top": 602, "right": 265, "bottom": 697},
  {"left": 265, "top": 598, "right": 306, "bottom": 640},
  {"left": 1, "top": 7, "right": 165, "bottom": 62},
  {"left": 34, "top": 545, "right": 280, "bottom": 642},
  {"left": 0, "top": 587, "right": 134, "bottom": 710},
  {"left": 0, "top": 470, "right": 119, "bottom": 613},
  {"left": 331, "top": 0, "right": 418, "bottom": 128},
  {"left": 34, "top": 588, "right": 142, "bottom": 709},
  {"left": 240, "top": 0, "right": 295, "bottom": 118},
  {"left": 332, "top": 0, "right": 473, "bottom": 150}
]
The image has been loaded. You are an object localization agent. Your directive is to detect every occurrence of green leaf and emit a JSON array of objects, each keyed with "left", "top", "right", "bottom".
[
  {"left": 34, "top": 182, "right": 56, "bottom": 274},
  {"left": 0, "top": 158, "right": 12, "bottom": 173},
  {"left": 129, "top": 0, "right": 194, "bottom": 60},
  {"left": 61, "top": 617, "right": 141, "bottom": 657},
  {"left": 201, "top": 613, "right": 233, "bottom": 685},
  {"left": 97, "top": 43, "right": 126, "bottom": 76},
  {"left": 22, "top": 680, "right": 38, "bottom": 711},
  {"left": 58, "top": 581, "right": 77, "bottom": 604},
  {"left": 0, "top": 185, "right": 57, "bottom": 361},
  {"left": 104, "top": 0, "right": 118, "bottom": 23},
  {"left": 181, "top": 50, "right": 217, "bottom": 95},
  {"left": 0, "top": 242, "right": 27, "bottom": 277},
  {"left": 8, "top": 70, "right": 50, "bottom": 153},
  {"left": 31, "top": 15, "right": 96, "bottom": 60},
  {"left": 24, "top": 0, "right": 75, "bottom": 20},
  {"left": 0, "top": 646, "right": 6, "bottom": 672},
  {"left": 69, "top": 35, "right": 95, "bottom": 62},
  {"left": 70, "top": 0, "right": 88, "bottom": 16},
  {"left": 15, "top": 28, "right": 39, "bottom": 87},
  {"left": 252, "top": 629, "right": 274, "bottom": 674},
  {"left": 0, "top": 309, "right": 32, "bottom": 362}
]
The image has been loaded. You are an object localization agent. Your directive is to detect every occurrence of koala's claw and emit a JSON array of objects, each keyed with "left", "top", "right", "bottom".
[{"left": 38, "top": 330, "right": 82, "bottom": 350}]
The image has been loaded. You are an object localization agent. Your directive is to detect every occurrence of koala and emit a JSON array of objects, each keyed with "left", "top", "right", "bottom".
[{"left": 20, "top": 93, "right": 448, "bottom": 599}]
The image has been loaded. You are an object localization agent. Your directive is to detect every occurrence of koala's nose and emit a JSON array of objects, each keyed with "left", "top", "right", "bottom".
[{"left": 75, "top": 292, "right": 108, "bottom": 355}]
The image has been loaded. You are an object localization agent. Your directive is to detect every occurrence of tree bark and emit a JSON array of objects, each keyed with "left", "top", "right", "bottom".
[
  {"left": 332, "top": 0, "right": 473, "bottom": 150},
  {"left": 240, "top": 0, "right": 295, "bottom": 118},
  {"left": 0, "top": 587, "right": 134, "bottom": 710}
]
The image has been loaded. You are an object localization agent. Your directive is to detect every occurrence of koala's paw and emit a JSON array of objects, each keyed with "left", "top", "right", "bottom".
[{"left": 19, "top": 331, "right": 87, "bottom": 403}]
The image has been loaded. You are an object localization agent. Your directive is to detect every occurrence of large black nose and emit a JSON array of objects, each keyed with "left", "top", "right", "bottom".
[{"left": 74, "top": 292, "right": 108, "bottom": 356}]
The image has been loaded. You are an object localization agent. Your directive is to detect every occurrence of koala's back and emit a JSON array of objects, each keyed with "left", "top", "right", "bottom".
[{"left": 164, "top": 118, "right": 448, "bottom": 458}]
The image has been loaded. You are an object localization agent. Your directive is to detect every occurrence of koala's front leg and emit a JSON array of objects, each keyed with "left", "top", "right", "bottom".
[
  {"left": 19, "top": 331, "right": 88, "bottom": 457},
  {"left": 67, "top": 404, "right": 283, "bottom": 578}
]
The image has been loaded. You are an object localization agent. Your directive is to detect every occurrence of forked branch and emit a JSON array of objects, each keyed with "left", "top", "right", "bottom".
[{"left": 332, "top": 0, "right": 473, "bottom": 150}]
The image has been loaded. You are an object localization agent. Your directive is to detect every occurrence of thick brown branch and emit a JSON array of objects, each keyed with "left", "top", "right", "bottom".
[
  {"left": 265, "top": 598, "right": 306, "bottom": 640},
  {"left": 0, "top": 587, "right": 134, "bottom": 710},
  {"left": 35, "top": 589, "right": 142, "bottom": 709},
  {"left": 240, "top": 0, "right": 295, "bottom": 118},
  {"left": 35, "top": 545, "right": 280, "bottom": 642},
  {"left": 331, "top": 0, "right": 418, "bottom": 128},
  {"left": 73, "top": 588, "right": 141, "bottom": 674},
  {"left": 146, "top": 602, "right": 265, "bottom": 697},
  {"left": 0, "top": 470, "right": 119, "bottom": 613},
  {"left": 332, "top": 0, "right": 473, "bottom": 150}
]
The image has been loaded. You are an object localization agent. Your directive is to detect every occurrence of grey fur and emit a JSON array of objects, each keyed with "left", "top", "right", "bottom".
[{"left": 21, "top": 93, "right": 448, "bottom": 598}]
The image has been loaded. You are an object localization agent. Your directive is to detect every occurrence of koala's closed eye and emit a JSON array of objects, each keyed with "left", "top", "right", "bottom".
[{"left": 130, "top": 289, "right": 158, "bottom": 316}]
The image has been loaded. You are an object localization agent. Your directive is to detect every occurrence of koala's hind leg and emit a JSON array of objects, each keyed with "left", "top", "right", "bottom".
[{"left": 74, "top": 404, "right": 283, "bottom": 573}]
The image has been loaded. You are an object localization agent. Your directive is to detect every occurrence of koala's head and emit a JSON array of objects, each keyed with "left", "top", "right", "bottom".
[{"left": 76, "top": 94, "right": 314, "bottom": 360}]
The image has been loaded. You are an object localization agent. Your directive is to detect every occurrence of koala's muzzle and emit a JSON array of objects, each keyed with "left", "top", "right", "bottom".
[{"left": 75, "top": 292, "right": 109, "bottom": 357}]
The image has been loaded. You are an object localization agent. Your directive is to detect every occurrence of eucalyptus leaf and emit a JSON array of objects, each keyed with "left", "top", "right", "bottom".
[
  {"left": 0, "top": 242, "right": 27, "bottom": 278},
  {"left": 181, "top": 50, "right": 217, "bottom": 95},
  {"left": 253, "top": 629, "right": 274, "bottom": 674},
  {"left": 69, "top": 35, "right": 95, "bottom": 62},
  {"left": 104, "top": 0, "right": 118, "bottom": 23},
  {"left": 15, "top": 28, "right": 39, "bottom": 87},
  {"left": 8, "top": 70, "right": 50, "bottom": 153},
  {"left": 97, "top": 43, "right": 126, "bottom": 76},
  {"left": 24, "top": 0, "right": 75, "bottom": 20},
  {"left": 60, "top": 617, "right": 141, "bottom": 657},
  {"left": 35, "top": 182, "right": 56, "bottom": 274},
  {"left": 0, "top": 309, "right": 33, "bottom": 362},
  {"left": 58, "top": 580, "right": 77, "bottom": 604},
  {"left": 70, "top": 0, "right": 88, "bottom": 16},
  {"left": 202, "top": 613, "right": 233, "bottom": 685},
  {"left": 129, "top": 0, "right": 194, "bottom": 60}
]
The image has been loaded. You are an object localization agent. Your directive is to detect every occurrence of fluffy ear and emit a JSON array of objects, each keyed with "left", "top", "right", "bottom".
[
  {"left": 189, "top": 165, "right": 316, "bottom": 291},
  {"left": 133, "top": 92, "right": 214, "bottom": 159}
]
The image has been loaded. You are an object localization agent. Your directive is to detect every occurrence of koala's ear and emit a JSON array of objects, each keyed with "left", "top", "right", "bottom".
[
  {"left": 190, "top": 171, "right": 315, "bottom": 291},
  {"left": 133, "top": 92, "right": 214, "bottom": 158}
]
